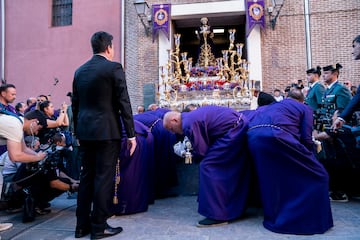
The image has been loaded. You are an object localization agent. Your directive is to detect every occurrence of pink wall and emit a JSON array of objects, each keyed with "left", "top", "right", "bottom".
[{"left": 4, "top": 0, "right": 123, "bottom": 108}]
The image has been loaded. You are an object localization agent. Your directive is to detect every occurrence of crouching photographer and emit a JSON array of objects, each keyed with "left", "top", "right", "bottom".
[{"left": 10, "top": 133, "right": 79, "bottom": 223}]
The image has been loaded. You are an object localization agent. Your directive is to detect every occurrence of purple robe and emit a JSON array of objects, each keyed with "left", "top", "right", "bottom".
[
  {"left": 147, "top": 108, "right": 171, "bottom": 119},
  {"left": 247, "top": 99, "right": 333, "bottom": 234},
  {"left": 134, "top": 112, "right": 178, "bottom": 198},
  {"left": 182, "top": 106, "right": 251, "bottom": 221},
  {"left": 112, "top": 120, "right": 155, "bottom": 215}
]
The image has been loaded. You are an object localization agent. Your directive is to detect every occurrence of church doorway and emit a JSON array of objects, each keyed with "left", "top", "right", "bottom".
[{"left": 172, "top": 15, "right": 247, "bottom": 66}]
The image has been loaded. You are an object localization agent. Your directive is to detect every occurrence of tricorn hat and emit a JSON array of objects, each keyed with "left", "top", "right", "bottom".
[
  {"left": 306, "top": 66, "right": 321, "bottom": 75},
  {"left": 322, "top": 63, "right": 343, "bottom": 72}
]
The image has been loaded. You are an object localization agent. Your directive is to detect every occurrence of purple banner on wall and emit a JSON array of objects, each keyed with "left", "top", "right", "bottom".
[
  {"left": 152, "top": 4, "right": 171, "bottom": 42},
  {"left": 246, "top": 0, "right": 265, "bottom": 37}
]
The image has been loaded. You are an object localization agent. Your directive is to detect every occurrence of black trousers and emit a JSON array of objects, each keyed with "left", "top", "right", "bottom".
[
  {"left": 12, "top": 165, "right": 67, "bottom": 207},
  {"left": 76, "top": 140, "right": 121, "bottom": 229}
]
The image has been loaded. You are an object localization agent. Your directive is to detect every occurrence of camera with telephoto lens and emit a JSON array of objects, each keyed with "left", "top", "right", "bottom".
[
  {"left": 313, "top": 102, "right": 337, "bottom": 132},
  {"left": 26, "top": 144, "right": 61, "bottom": 173}
]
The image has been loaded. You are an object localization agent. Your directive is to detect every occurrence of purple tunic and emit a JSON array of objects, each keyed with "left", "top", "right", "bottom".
[
  {"left": 147, "top": 108, "right": 171, "bottom": 119},
  {"left": 112, "top": 120, "right": 155, "bottom": 215},
  {"left": 134, "top": 112, "right": 178, "bottom": 198},
  {"left": 247, "top": 99, "right": 333, "bottom": 234},
  {"left": 182, "top": 106, "right": 251, "bottom": 221}
]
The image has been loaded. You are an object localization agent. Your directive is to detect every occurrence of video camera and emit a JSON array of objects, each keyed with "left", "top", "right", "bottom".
[
  {"left": 290, "top": 79, "right": 305, "bottom": 89},
  {"left": 313, "top": 102, "right": 337, "bottom": 131},
  {"left": 26, "top": 144, "right": 62, "bottom": 173}
]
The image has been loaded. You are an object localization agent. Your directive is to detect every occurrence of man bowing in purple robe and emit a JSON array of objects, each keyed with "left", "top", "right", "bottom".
[
  {"left": 247, "top": 88, "right": 333, "bottom": 235},
  {"left": 163, "top": 106, "right": 251, "bottom": 227}
]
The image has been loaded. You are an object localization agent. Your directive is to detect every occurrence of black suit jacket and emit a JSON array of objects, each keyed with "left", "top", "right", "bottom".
[
  {"left": 340, "top": 85, "right": 360, "bottom": 122},
  {"left": 72, "top": 55, "right": 135, "bottom": 140}
]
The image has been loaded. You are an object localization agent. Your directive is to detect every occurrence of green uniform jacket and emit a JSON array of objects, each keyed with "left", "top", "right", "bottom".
[
  {"left": 305, "top": 82, "right": 326, "bottom": 111},
  {"left": 323, "top": 81, "right": 352, "bottom": 114}
]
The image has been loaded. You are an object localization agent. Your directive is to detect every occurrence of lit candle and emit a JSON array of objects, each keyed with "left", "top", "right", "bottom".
[
  {"left": 229, "top": 29, "right": 236, "bottom": 42},
  {"left": 236, "top": 43, "right": 244, "bottom": 56},
  {"left": 174, "top": 34, "right": 181, "bottom": 46}
]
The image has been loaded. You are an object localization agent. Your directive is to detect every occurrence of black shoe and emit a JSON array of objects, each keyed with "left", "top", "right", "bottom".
[
  {"left": 22, "top": 214, "right": 35, "bottom": 223},
  {"left": 35, "top": 207, "right": 51, "bottom": 215},
  {"left": 37, "top": 202, "right": 51, "bottom": 209},
  {"left": 329, "top": 191, "right": 349, "bottom": 202},
  {"left": 196, "top": 217, "right": 228, "bottom": 228},
  {"left": 6, "top": 206, "right": 23, "bottom": 213},
  {"left": 90, "top": 224, "right": 123, "bottom": 240},
  {"left": 75, "top": 226, "right": 91, "bottom": 238}
]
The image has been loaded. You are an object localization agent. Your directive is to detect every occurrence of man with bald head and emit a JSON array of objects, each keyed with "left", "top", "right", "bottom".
[{"left": 163, "top": 106, "right": 251, "bottom": 227}]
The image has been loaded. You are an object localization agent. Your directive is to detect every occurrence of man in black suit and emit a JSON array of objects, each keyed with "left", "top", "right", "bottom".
[
  {"left": 72, "top": 31, "right": 136, "bottom": 239},
  {"left": 333, "top": 35, "right": 360, "bottom": 128}
]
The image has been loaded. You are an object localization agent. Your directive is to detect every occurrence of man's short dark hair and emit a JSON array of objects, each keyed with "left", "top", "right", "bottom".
[
  {"left": 288, "top": 89, "right": 305, "bottom": 102},
  {"left": 0, "top": 83, "right": 16, "bottom": 93},
  {"left": 53, "top": 132, "right": 65, "bottom": 145},
  {"left": 37, "top": 94, "right": 48, "bottom": 101},
  {"left": 15, "top": 102, "right": 24, "bottom": 112},
  {"left": 258, "top": 92, "right": 276, "bottom": 106},
  {"left": 183, "top": 104, "right": 198, "bottom": 112},
  {"left": 24, "top": 110, "right": 48, "bottom": 128},
  {"left": 91, "top": 31, "right": 113, "bottom": 54},
  {"left": 353, "top": 35, "right": 360, "bottom": 44}
]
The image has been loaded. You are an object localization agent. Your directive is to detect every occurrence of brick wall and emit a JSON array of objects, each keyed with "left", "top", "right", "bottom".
[
  {"left": 126, "top": 0, "right": 360, "bottom": 105},
  {"left": 261, "top": 0, "right": 360, "bottom": 94}
]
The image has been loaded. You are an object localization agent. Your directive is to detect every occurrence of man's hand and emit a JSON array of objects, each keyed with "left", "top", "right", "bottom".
[
  {"left": 61, "top": 102, "right": 68, "bottom": 112},
  {"left": 331, "top": 117, "right": 345, "bottom": 130},
  {"left": 127, "top": 138, "right": 137, "bottom": 156},
  {"left": 36, "top": 151, "right": 47, "bottom": 161},
  {"left": 70, "top": 182, "right": 79, "bottom": 192},
  {"left": 313, "top": 130, "right": 331, "bottom": 141}
]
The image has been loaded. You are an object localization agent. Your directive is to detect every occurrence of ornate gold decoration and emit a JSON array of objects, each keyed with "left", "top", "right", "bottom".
[{"left": 158, "top": 22, "right": 255, "bottom": 111}]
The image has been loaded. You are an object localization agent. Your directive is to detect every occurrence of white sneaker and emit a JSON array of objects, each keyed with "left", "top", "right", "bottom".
[{"left": 0, "top": 223, "right": 13, "bottom": 232}]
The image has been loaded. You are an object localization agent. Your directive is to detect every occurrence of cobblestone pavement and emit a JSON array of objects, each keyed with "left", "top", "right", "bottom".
[{"left": 1, "top": 193, "right": 360, "bottom": 240}]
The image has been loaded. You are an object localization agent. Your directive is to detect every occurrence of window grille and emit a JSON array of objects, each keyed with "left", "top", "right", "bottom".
[{"left": 52, "top": 0, "right": 72, "bottom": 27}]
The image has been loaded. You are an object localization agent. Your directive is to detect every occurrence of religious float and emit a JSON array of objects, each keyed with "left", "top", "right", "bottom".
[{"left": 158, "top": 21, "right": 256, "bottom": 111}]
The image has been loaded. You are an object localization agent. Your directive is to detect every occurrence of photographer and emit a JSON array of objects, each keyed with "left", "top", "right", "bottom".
[
  {"left": 37, "top": 100, "right": 69, "bottom": 145},
  {"left": 1, "top": 87, "right": 48, "bottom": 229},
  {"left": 1, "top": 136, "right": 42, "bottom": 212},
  {"left": 13, "top": 133, "right": 79, "bottom": 222}
]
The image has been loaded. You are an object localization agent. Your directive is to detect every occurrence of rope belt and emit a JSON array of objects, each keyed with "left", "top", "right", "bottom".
[
  {"left": 233, "top": 114, "right": 243, "bottom": 128},
  {"left": 148, "top": 118, "right": 161, "bottom": 132},
  {"left": 248, "top": 124, "right": 282, "bottom": 131}
]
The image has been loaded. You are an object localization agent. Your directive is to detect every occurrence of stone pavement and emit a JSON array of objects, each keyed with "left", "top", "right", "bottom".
[
  {"left": 1, "top": 193, "right": 360, "bottom": 240},
  {"left": 1, "top": 163, "right": 360, "bottom": 240}
]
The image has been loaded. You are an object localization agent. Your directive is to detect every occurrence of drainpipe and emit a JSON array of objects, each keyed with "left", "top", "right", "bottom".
[
  {"left": 121, "top": 0, "right": 125, "bottom": 64},
  {"left": 304, "top": 0, "right": 312, "bottom": 69},
  {"left": 1, "top": 0, "right": 5, "bottom": 83}
]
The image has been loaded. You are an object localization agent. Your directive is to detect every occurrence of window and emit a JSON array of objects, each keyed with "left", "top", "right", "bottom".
[{"left": 52, "top": 0, "right": 72, "bottom": 27}]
